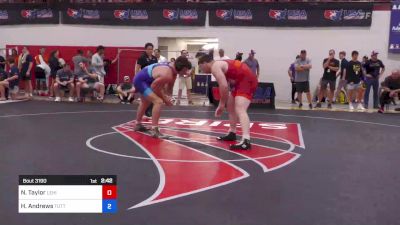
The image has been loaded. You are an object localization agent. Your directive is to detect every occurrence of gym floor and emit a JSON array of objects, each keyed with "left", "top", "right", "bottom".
[{"left": 1, "top": 101, "right": 399, "bottom": 225}]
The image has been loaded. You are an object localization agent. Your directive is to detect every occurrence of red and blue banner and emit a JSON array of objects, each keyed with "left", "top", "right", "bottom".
[{"left": 389, "top": 2, "right": 400, "bottom": 53}]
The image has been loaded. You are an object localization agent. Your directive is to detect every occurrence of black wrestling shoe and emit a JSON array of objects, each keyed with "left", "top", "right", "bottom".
[
  {"left": 134, "top": 123, "right": 150, "bottom": 132},
  {"left": 216, "top": 132, "right": 237, "bottom": 141},
  {"left": 230, "top": 139, "right": 251, "bottom": 150}
]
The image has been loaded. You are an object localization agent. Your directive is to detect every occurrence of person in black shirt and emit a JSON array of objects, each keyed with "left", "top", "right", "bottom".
[
  {"left": 378, "top": 70, "right": 400, "bottom": 113},
  {"left": 0, "top": 58, "right": 25, "bottom": 100},
  {"left": 48, "top": 50, "right": 62, "bottom": 98},
  {"left": 334, "top": 51, "right": 348, "bottom": 103},
  {"left": 343, "top": 51, "right": 365, "bottom": 111},
  {"left": 117, "top": 76, "right": 135, "bottom": 104},
  {"left": 364, "top": 51, "right": 385, "bottom": 109},
  {"left": 0, "top": 55, "right": 5, "bottom": 71},
  {"left": 136, "top": 43, "right": 158, "bottom": 117},
  {"left": 316, "top": 49, "right": 339, "bottom": 109},
  {"left": 19, "top": 47, "right": 34, "bottom": 98}
]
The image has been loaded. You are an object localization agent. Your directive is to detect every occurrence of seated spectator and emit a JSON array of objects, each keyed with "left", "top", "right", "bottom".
[
  {"left": 117, "top": 76, "right": 135, "bottom": 104},
  {"left": 54, "top": 63, "right": 75, "bottom": 102},
  {"left": 76, "top": 63, "right": 105, "bottom": 102},
  {"left": 378, "top": 70, "right": 400, "bottom": 113},
  {"left": 0, "top": 58, "right": 26, "bottom": 101}
]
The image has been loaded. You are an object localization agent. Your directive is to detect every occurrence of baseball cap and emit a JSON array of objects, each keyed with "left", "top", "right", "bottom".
[{"left": 371, "top": 50, "right": 379, "bottom": 55}]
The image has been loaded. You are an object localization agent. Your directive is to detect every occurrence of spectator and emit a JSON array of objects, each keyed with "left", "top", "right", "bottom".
[
  {"left": 54, "top": 63, "right": 74, "bottom": 102},
  {"left": 288, "top": 55, "right": 300, "bottom": 104},
  {"left": 48, "top": 50, "right": 62, "bottom": 98},
  {"left": 364, "top": 51, "right": 385, "bottom": 109},
  {"left": 76, "top": 63, "right": 105, "bottom": 102},
  {"left": 34, "top": 47, "right": 51, "bottom": 96},
  {"left": 235, "top": 52, "right": 243, "bottom": 61},
  {"left": 18, "top": 47, "right": 33, "bottom": 98},
  {"left": 91, "top": 45, "right": 106, "bottom": 84},
  {"left": 344, "top": 51, "right": 365, "bottom": 111},
  {"left": 295, "top": 50, "right": 313, "bottom": 109},
  {"left": 72, "top": 49, "right": 90, "bottom": 79},
  {"left": 334, "top": 51, "right": 348, "bottom": 103},
  {"left": 215, "top": 49, "right": 230, "bottom": 60},
  {"left": 154, "top": 49, "right": 167, "bottom": 63},
  {"left": 9, "top": 49, "right": 19, "bottom": 69},
  {"left": 0, "top": 54, "right": 5, "bottom": 70},
  {"left": 170, "top": 58, "right": 176, "bottom": 62},
  {"left": 177, "top": 49, "right": 193, "bottom": 105},
  {"left": 244, "top": 50, "right": 260, "bottom": 79},
  {"left": 117, "top": 76, "right": 135, "bottom": 104},
  {"left": 86, "top": 50, "right": 93, "bottom": 65},
  {"left": 0, "top": 58, "right": 25, "bottom": 100},
  {"left": 136, "top": 43, "right": 158, "bottom": 116},
  {"left": 315, "top": 49, "right": 339, "bottom": 109},
  {"left": 378, "top": 70, "right": 400, "bottom": 113}
]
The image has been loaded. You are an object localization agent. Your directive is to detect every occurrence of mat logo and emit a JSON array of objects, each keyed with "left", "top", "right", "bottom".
[
  {"left": 102, "top": 118, "right": 305, "bottom": 209},
  {"left": 269, "top": 10, "right": 287, "bottom": 20},
  {"left": 114, "top": 10, "right": 130, "bottom": 20},
  {"left": 67, "top": 8, "right": 100, "bottom": 20},
  {"left": 216, "top": 9, "right": 232, "bottom": 20},
  {"left": 324, "top": 10, "right": 343, "bottom": 21},
  {"left": 0, "top": 10, "right": 8, "bottom": 20}
]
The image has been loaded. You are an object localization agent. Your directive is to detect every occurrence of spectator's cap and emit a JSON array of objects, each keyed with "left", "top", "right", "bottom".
[
  {"left": 124, "top": 76, "right": 130, "bottom": 81},
  {"left": 371, "top": 50, "right": 379, "bottom": 56},
  {"left": 58, "top": 58, "right": 66, "bottom": 66},
  {"left": 250, "top": 50, "right": 256, "bottom": 55},
  {"left": 300, "top": 49, "right": 307, "bottom": 54}
]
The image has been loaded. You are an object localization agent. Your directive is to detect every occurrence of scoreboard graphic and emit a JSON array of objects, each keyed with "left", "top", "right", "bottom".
[{"left": 18, "top": 175, "right": 117, "bottom": 213}]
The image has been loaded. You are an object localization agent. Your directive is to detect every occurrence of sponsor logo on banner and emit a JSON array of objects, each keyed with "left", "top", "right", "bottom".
[
  {"left": 67, "top": 8, "right": 100, "bottom": 20},
  {"left": 392, "top": 22, "right": 400, "bottom": 32},
  {"left": 269, "top": 9, "right": 307, "bottom": 20},
  {"left": 163, "top": 9, "right": 197, "bottom": 20},
  {"left": 324, "top": 10, "right": 343, "bottom": 21},
  {"left": 324, "top": 9, "right": 371, "bottom": 21},
  {"left": 0, "top": 10, "right": 8, "bottom": 20},
  {"left": 21, "top": 9, "right": 53, "bottom": 19},
  {"left": 216, "top": 9, "right": 232, "bottom": 20},
  {"left": 114, "top": 9, "right": 148, "bottom": 20},
  {"left": 216, "top": 9, "right": 252, "bottom": 21}
]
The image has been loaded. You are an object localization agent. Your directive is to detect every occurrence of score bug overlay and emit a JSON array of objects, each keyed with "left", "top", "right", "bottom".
[{"left": 18, "top": 175, "right": 117, "bottom": 213}]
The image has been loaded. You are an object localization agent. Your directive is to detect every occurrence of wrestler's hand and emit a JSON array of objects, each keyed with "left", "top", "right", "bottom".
[{"left": 215, "top": 105, "right": 224, "bottom": 117}]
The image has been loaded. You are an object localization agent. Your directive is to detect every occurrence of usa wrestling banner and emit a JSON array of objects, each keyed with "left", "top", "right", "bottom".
[
  {"left": 389, "top": 2, "right": 400, "bottom": 53},
  {"left": 0, "top": 6, "right": 58, "bottom": 25},
  {"left": 61, "top": 4, "right": 206, "bottom": 26},
  {"left": 209, "top": 3, "right": 373, "bottom": 27}
]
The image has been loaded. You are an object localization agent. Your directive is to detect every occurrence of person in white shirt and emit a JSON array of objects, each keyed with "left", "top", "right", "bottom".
[
  {"left": 214, "top": 49, "right": 230, "bottom": 60},
  {"left": 91, "top": 46, "right": 106, "bottom": 84},
  {"left": 154, "top": 49, "right": 168, "bottom": 63}
]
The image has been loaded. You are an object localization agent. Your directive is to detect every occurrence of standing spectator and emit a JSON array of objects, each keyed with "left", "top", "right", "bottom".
[
  {"left": 9, "top": 49, "right": 19, "bottom": 69},
  {"left": 154, "top": 49, "right": 167, "bottom": 63},
  {"left": 87, "top": 50, "right": 93, "bottom": 66},
  {"left": 343, "top": 51, "right": 365, "bottom": 111},
  {"left": 215, "top": 49, "right": 230, "bottom": 60},
  {"left": 235, "top": 52, "right": 243, "bottom": 62},
  {"left": 18, "top": 47, "right": 33, "bottom": 98},
  {"left": 177, "top": 49, "right": 194, "bottom": 105},
  {"left": 72, "top": 49, "right": 90, "bottom": 79},
  {"left": 244, "top": 50, "right": 260, "bottom": 79},
  {"left": 315, "top": 49, "right": 340, "bottom": 109},
  {"left": 136, "top": 43, "right": 158, "bottom": 117},
  {"left": 54, "top": 63, "right": 74, "bottom": 102},
  {"left": 48, "top": 50, "right": 61, "bottom": 98},
  {"left": 334, "top": 51, "right": 348, "bottom": 103},
  {"left": 378, "top": 70, "right": 400, "bottom": 113},
  {"left": 295, "top": 50, "right": 313, "bottom": 109},
  {"left": 117, "top": 76, "right": 135, "bottom": 104},
  {"left": 364, "top": 51, "right": 385, "bottom": 109},
  {"left": 91, "top": 45, "right": 106, "bottom": 84},
  {"left": 0, "top": 54, "right": 5, "bottom": 70},
  {"left": 288, "top": 55, "right": 300, "bottom": 104},
  {"left": 34, "top": 48, "right": 50, "bottom": 96},
  {"left": 0, "top": 58, "right": 25, "bottom": 100}
]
